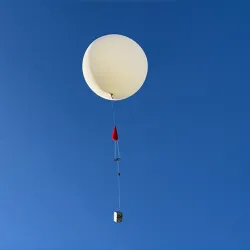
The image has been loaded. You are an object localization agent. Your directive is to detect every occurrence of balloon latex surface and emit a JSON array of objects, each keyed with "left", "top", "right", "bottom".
[{"left": 82, "top": 34, "right": 148, "bottom": 101}]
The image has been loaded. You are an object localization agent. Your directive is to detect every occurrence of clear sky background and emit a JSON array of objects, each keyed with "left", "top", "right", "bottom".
[{"left": 0, "top": 0, "right": 249, "bottom": 249}]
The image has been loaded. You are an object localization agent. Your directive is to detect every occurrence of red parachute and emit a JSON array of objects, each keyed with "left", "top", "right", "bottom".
[{"left": 112, "top": 126, "right": 118, "bottom": 141}]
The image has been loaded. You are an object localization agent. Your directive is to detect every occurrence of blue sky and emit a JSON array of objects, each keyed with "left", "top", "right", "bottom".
[{"left": 0, "top": 0, "right": 250, "bottom": 249}]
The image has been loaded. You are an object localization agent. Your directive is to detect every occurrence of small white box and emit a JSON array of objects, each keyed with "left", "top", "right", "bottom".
[{"left": 114, "top": 211, "right": 123, "bottom": 223}]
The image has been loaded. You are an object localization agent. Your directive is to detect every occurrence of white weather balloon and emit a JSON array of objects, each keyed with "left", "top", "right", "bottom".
[{"left": 82, "top": 34, "right": 148, "bottom": 101}]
